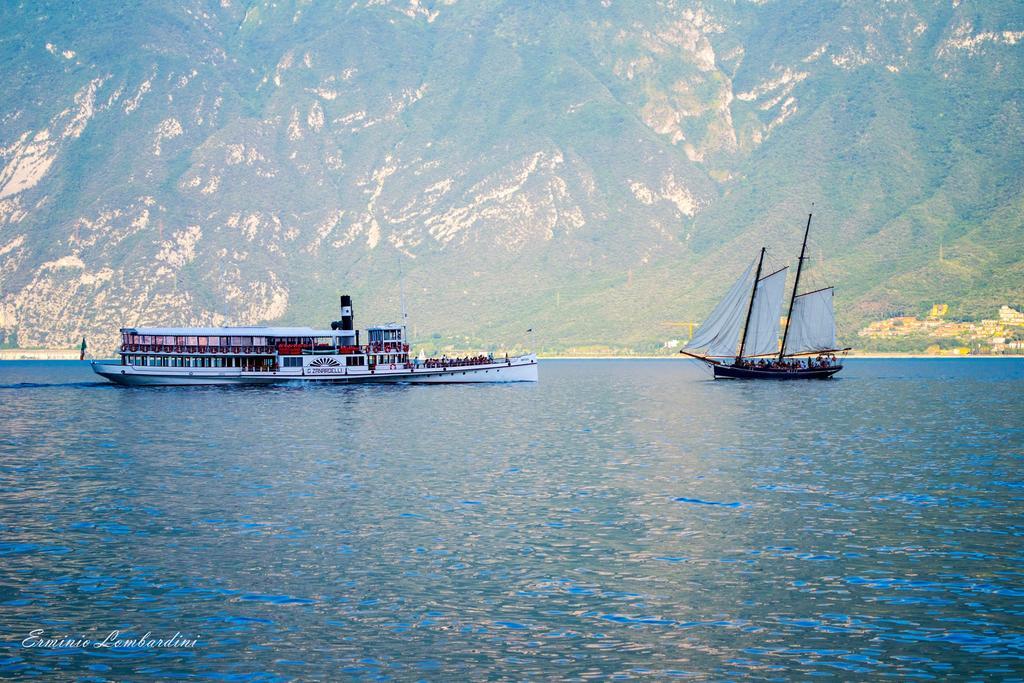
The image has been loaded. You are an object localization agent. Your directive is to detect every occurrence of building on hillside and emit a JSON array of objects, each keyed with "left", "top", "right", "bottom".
[
  {"left": 999, "top": 305, "right": 1024, "bottom": 325},
  {"left": 931, "top": 321, "right": 975, "bottom": 338},
  {"left": 858, "top": 316, "right": 937, "bottom": 337},
  {"left": 859, "top": 304, "right": 1024, "bottom": 354}
]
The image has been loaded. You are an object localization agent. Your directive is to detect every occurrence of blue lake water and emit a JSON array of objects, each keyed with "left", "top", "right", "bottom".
[{"left": 0, "top": 358, "right": 1022, "bottom": 680}]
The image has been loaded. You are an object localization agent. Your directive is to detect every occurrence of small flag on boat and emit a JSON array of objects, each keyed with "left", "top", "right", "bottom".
[{"left": 79, "top": 336, "right": 87, "bottom": 361}]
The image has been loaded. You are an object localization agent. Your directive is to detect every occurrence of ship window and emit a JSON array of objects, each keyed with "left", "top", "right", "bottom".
[
  {"left": 283, "top": 357, "right": 302, "bottom": 367},
  {"left": 197, "top": 337, "right": 208, "bottom": 347},
  {"left": 253, "top": 336, "right": 267, "bottom": 346}
]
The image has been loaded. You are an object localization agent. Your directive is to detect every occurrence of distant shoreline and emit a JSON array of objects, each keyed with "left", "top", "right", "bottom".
[
  {"left": 0, "top": 349, "right": 80, "bottom": 360},
  {"left": 2, "top": 350, "right": 1021, "bottom": 362},
  {"left": 538, "top": 354, "right": 1024, "bottom": 360}
]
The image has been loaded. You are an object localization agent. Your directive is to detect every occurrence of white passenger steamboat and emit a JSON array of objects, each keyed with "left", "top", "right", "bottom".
[{"left": 91, "top": 296, "right": 538, "bottom": 386}]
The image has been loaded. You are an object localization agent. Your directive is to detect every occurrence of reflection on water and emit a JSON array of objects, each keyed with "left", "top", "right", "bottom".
[{"left": 0, "top": 359, "right": 1022, "bottom": 679}]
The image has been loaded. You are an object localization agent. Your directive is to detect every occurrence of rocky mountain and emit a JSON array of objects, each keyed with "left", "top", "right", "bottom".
[{"left": 1, "top": 0, "right": 1021, "bottom": 355}]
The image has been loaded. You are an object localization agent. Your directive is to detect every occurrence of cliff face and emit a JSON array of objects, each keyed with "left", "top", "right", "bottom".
[{"left": 1, "top": 1, "right": 1021, "bottom": 354}]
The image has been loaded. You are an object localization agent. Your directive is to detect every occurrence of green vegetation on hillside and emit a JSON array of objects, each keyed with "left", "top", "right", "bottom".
[{"left": 0, "top": 1, "right": 1020, "bottom": 355}]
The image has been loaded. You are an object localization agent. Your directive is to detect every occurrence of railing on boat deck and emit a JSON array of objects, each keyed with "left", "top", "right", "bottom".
[
  {"left": 120, "top": 344, "right": 276, "bottom": 354},
  {"left": 417, "top": 355, "right": 510, "bottom": 369}
]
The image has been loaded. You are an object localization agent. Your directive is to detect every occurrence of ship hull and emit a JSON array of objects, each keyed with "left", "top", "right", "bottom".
[
  {"left": 91, "top": 356, "right": 539, "bottom": 386},
  {"left": 712, "top": 363, "right": 841, "bottom": 380}
]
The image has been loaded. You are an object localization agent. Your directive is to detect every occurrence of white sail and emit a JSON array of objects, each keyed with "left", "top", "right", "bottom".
[
  {"left": 742, "top": 267, "right": 788, "bottom": 357},
  {"left": 782, "top": 287, "right": 836, "bottom": 355},
  {"left": 685, "top": 260, "right": 756, "bottom": 357}
]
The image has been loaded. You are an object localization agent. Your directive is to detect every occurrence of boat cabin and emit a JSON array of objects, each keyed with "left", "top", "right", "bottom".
[
  {"left": 117, "top": 323, "right": 410, "bottom": 373},
  {"left": 365, "top": 324, "right": 409, "bottom": 369}
]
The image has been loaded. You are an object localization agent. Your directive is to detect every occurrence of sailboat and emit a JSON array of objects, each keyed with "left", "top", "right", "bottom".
[{"left": 680, "top": 212, "right": 849, "bottom": 380}]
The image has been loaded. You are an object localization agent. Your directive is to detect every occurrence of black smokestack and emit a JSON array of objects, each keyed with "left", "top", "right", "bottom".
[{"left": 340, "top": 295, "right": 354, "bottom": 331}]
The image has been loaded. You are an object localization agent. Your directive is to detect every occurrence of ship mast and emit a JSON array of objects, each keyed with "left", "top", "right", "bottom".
[
  {"left": 737, "top": 247, "right": 766, "bottom": 362},
  {"left": 779, "top": 211, "right": 812, "bottom": 360}
]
